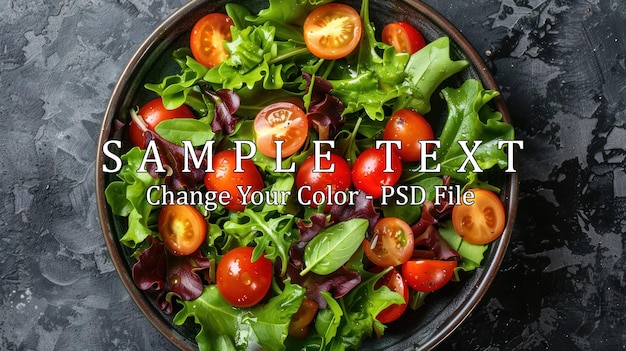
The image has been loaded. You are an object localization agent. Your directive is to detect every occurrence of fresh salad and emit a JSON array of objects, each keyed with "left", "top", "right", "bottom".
[{"left": 103, "top": 0, "right": 516, "bottom": 350}]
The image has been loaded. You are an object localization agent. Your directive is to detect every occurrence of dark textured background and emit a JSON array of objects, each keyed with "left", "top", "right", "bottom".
[{"left": 1, "top": 0, "right": 624, "bottom": 350}]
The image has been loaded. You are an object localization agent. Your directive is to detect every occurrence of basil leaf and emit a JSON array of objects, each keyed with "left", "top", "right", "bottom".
[
  {"left": 154, "top": 119, "right": 215, "bottom": 146},
  {"left": 301, "top": 218, "right": 368, "bottom": 276}
]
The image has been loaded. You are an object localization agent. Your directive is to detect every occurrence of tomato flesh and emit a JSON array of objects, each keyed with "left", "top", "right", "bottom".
[
  {"left": 216, "top": 246, "right": 273, "bottom": 307},
  {"left": 158, "top": 204, "right": 207, "bottom": 256},
  {"left": 452, "top": 189, "right": 506, "bottom": 244},
  {"left": 402, "top": 259, "right": 457, "bottom": 293},
  {"left": 190, "top": 13, "right": 234, "bottom": 68},
  {"left": 351, "top": 146, "right": 402, "bottom": 198},
  {"left": 383, "top": 108, "right": 434, "bottom": 162},
  {"left": 254, "top": 102, "right": 308, "bottom": 158},
  {"left": 296, "top": 153, "right": 352, "bottom": 210},
  {"left": 364, "top": 217, "right": 414, "bottom": 267},
  {"left": 303, "top": 3, "right": 363, "bottom": 60},
  {"left": 372, "top": 267, "right": 409, "bottom": 324},
  {"left": 203, "top": 150, "right": 265, "bottom": 212},
  {"left": 128, "top": 98, "right": 196, "bottom": 148},
  {"left": 382, "top": 22, "right": 426, "bottom": 54}
]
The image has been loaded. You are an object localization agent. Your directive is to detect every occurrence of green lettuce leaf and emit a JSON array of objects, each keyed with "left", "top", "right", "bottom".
[
  {"left": 395, "top": 37, "right": 469, "bottom": 114},
  {"left": 104, "top": 147, "right": 161, "bottom": 247},
  {"left": 438, "top": 222, "right": 489, "bottom": 276},
  {"left": 436, "top": 79, "right": 515, "bottom": 183},
  {"left": 174, "top": 281, "right": 305, "bottom": 351},
  {"left": 144, "top": 49, "right": 209, "bottom": 113}
]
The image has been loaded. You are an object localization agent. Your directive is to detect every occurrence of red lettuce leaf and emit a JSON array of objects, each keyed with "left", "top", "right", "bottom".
[
  {"left": 329, "top": 190, "right": 380, "bottom": 230},
  {"left": 132, "top": 237, "right": 211, "bottom": 313},
  {"left": 303, "top": 72, "right": 345, "bottom": 140},
  {"left": 198, "top": 81, "right": 240, "bottom": 134},
  {"left": 290, "top": 213, "right": 330, "bottom": 268},
  {"left": 411, "top": 176, "right": 454, "bottom": 235},
  {"left": 285, "top": 263, "right": 360, "bottom": 309},
  {"left": 413, "top": 225, "right": 460, "bottom": 261},
  {"left": 144, "top": 130, "right": 207, "bottom": 190}
]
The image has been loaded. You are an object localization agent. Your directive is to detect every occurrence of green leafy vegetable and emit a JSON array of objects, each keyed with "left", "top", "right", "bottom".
[
  {"left": 223, "top": 208, "right": 299, "bottom": 276},
  {"left": 144, "top": 49, "right": 208, "bottom": 112},
  {"left": 438, "top": 222, "right": 488, "bottom": 275},
  {"left": 301, "top": 218, "right": 368, "bottom": 276},
  {"left": 318, "top": 266, "right": 405, "bottom": 350},
  {"left": 395, "top": 37, "right": 469, "bottom": 114},
  {"left": 437, "top": 79, "right": 514, "bottom": 179},
  {"left": 104, "top": 147, "right": 161, "bottom": 247},
  {"left": 154, "top": 118, "right": 215, "bottom": 146},
  {"left": 174, "top": 281, "right": 305, "bottom": 351}
]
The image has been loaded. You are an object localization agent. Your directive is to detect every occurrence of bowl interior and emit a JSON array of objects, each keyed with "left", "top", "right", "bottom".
[{"left": 96, "top": 1, "right": 518, "bottom": 350}]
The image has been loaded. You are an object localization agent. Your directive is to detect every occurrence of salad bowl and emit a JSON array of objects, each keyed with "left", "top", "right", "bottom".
[{"left": 96, "top": 0, "right": 519, "bottom": 350}]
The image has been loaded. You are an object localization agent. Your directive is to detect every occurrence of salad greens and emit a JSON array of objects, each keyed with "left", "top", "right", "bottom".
[{"left": 103, "top": 0, "right": 516, "bottom": 350}]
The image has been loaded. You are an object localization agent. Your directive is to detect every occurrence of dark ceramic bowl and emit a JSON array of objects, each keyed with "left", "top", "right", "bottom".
[{"left": 96, "top": 1, "right": 519, "bottom": 350}]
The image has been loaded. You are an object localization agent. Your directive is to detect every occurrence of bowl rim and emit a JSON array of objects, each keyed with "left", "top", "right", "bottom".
[{"left": 95, "top": 0, "right": 519, "bottom": 350}]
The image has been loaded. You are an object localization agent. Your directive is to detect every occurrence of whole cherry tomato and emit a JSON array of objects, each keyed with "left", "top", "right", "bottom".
[
  {"left": 216, "top": 246, "right": 273, "bottom": 308},
  {"left": 402, "top": 259, "right": 457, "bottom": 293},
  {"left": 296, "top": 153, "right": 352, "bottom": 210},
  {"left": 352, "top": 146, "right": 402, "bottom": 198},
  {"left": 383, "top": 108, "right": 434, "bottom": 162},
  {"left": 203, "top": 150, "right": 264, "bottom": 212}
]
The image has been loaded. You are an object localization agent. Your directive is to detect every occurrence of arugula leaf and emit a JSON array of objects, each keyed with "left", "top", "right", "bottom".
[
  {"left": 174, "top": 281, "right": 305, "bottom": 351},
  {"left": 104, "top": 147, "right": 161, "bottom": 247},
  {"left": 301, "top": 218, "right": 369, "bottom": 276},
  {"left": 223, "top": 209, "right": 299, "bottom": 276},
  {"left": 314, "top": 292, "right": 343, "bottom": 345}
]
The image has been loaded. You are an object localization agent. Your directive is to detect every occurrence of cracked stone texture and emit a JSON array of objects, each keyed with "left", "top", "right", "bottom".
[{"left": 1, "top": 0, "right": 624, "bottom": 350}]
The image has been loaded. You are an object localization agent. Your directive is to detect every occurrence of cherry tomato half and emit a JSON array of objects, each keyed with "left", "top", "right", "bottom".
[
  {"left": 383, "top": 108, "right": 434, "bottom": 162},
  {"left": 296, "top": 153, "right": 352, "bottom": 210},
  {"left": 288, "top": 298, "right": 319, "bottom": 339},
  {"left": 216, "top": 246, "right": 273, "bottom": 307},
  {"left": 203, "top": 150, "right": 265, "bottom": 212},
  {"left": 157, "top": 204, "right": 207, "bottom": 256},
  {"left": 303, "top": 3, "right": 363, "bottom": 60},
  {"left": 254, "top": 102, "right": 309, "bottom": 158},
  {"left": 452, "top": 189, "right": 506, "bottom": 244},
  {"left": 128, "top": 98, "right": 196, "bottom": 148},
  {"left": 364, "top": 217, "right": 414, "bottom": 267},
  {"left": 190, "top": 13, "right": 234, "bottom": 68},
  {"left": 381, "top": 22, "right": 426, "bottom": 54},
  {"left": 351, "top": 146, "right": 403, "bottom": 198},
  {"left": 372, "top": 267, "right": 409, "bottom": 324},
  {"left": 402, "top": 259, "right": 457, "bottom": 293}
]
